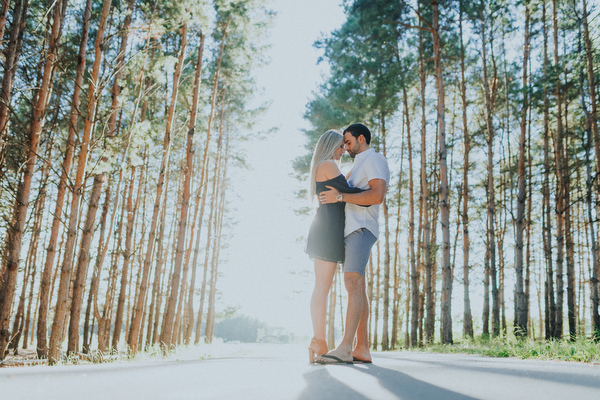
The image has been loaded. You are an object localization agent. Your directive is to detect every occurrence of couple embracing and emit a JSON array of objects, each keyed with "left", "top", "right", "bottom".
[{"left": 306, "top": 123, "right": 390, "bottom": 365}]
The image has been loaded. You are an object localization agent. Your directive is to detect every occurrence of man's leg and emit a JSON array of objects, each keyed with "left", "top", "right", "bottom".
[{"left": 352, "top": 278, "right": 371, "bottom": 361}]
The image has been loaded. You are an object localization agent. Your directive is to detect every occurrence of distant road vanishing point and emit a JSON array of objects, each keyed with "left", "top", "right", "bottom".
[{"left": 2, "top": 343, "right": 600, "bottom": 399}]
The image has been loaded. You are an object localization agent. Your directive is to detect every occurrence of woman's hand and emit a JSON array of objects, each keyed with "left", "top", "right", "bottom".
[{"left": 319, "top": 186, "right": 340, "bottom": 204}]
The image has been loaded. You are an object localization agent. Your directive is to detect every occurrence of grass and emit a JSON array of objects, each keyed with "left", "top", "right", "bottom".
[
  {"left": 420, "top": 336, "right": 600, "bottom": 363},
  {"left": 1, "top": 342, "right": 213, "bottom": 368}
]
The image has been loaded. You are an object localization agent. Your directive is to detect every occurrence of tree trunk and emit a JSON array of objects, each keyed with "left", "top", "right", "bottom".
[
  {"left": 459, "top": 4, "right": 473, "bottom": 339},
  {"left": 391, "top": 126, "right": 405, "bottom": 349},
  {"left": 0, "top": 0, "right": 11, "bottom": 46},
  {"left": 541, "top": 0, "right": 556, "bottom": 340},
  {"left": 417, "top": 23, "right": 433, "bottom": 345},
  {"left": 0, "top": 0, "right": 29, "bottom": 174},
  {"left": 480, "top": 1, "right": 499, "bottom": 337},
  {"left": 431, "top": 0, "right": 452, "bottom": 345},
  {"left": 578, "top": 4, "right": 600, "bottom": 336},
  {"left": 203, "top": 104, "right": 227, "bottom": 344},
  {"left": 47, "top": 0, "right": 110, "bottom": 363},
  {"left": 580, "top": 0, "right": 600, "bottom": 339},
  {"left": 158, "top": 23, "right": 191, "bottom": 350},
  {"left": 172, "top": 36, "right": 205, "bottom": 346},
  {"left": 107, "top": 0, "right": 135, "bottom": 137},
  {"left": 112, "top": 168, "right": 138, "bottom": 349},
  {"left": 0, "top": 0, "right": 61, "bottom": 359},
  {"left": 194, "top": 25, "right": 230, "bottom": 345},
  {"left": 67, "top": 174, "right": 105, "bottom": 354},
  {"left": 36, "top": 0, "right": 92, "bottom": 359},
  {"left": 381, "top": 111, "right": 391, "bottom": 350},
  {"left": 551, "top": 0, "right": 565, "bottom": 341},
  {"left": 514, "top": 1, "right": 530, "bottom": 337},
  {"left": 82, "top": 183, "right": 111, "bottom": 353}
]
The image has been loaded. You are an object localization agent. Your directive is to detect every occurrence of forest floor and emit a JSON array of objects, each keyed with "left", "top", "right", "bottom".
[{"left": 2, "top": 343, "right": 600, "bottom": 399}]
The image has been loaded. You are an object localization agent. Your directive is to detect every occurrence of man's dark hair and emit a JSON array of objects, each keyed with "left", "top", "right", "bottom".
[{"left": 343, "top": 123, "right": 371, "bottom": 145}]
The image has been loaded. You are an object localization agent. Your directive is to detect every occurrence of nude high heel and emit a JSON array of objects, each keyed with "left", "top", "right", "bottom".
[{"left": 308, "top": 337, "right": 328, "bottom": 363}]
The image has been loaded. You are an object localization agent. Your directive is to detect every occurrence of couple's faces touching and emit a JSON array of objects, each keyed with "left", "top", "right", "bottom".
[
  {"left": 331, "top": 132, "right": 364, "bottom": 161},
  {"left": 333, "top": 142, "right": 345, "bottom": 160},
  {"left": 343, "top": 131, "right": 362, "bottom": 159}
]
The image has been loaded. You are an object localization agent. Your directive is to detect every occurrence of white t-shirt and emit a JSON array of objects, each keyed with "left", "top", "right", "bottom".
[{"left": 345, "top": 148, "right": 390, "bottom": 239}]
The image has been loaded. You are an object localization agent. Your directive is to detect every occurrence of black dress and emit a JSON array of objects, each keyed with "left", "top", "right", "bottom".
[{"left": 305, "top": 174, "right": 363, "bottom": 263}]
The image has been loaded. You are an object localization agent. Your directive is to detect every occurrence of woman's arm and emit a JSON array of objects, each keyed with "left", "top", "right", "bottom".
[{"left": 325, "top": 177, "right": 364, "bottom": 194}]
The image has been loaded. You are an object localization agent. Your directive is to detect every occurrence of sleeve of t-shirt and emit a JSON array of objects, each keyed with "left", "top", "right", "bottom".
[{"left": 365, "top": 154, "right": 390, "bottom": 185}]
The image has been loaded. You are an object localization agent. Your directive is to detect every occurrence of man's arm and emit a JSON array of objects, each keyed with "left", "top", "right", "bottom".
[{"left": 319, "top": 179, "right": 387, "bottom": 206}]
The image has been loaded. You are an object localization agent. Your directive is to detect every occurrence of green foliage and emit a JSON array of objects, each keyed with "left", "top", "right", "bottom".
[{"left": 422, "top": 337, "right": 600, "bottom": 363}]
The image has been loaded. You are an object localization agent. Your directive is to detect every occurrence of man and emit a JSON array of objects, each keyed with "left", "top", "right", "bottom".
[{"left": 317, "top": 123, "right": 389, "bottom": 364}]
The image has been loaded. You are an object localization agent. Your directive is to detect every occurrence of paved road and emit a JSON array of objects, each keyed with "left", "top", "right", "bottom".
[{"left": 2, "top": 343, "right": 600, "bottom": 399}]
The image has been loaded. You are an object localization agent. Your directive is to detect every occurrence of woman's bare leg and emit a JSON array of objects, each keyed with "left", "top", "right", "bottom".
[{"left": 311, "top": 259, "right": 337, "bottom": 339}]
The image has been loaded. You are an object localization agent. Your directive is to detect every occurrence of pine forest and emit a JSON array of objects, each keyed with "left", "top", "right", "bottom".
[
  {"left": 2, "top": 0, "right": 600, "bottom": 365},
  {"left": 0, "top": 0, "right": 272, "bottom": 363},
  {"left": 296, "top": 0, "right": 600, "bottom": 349}
]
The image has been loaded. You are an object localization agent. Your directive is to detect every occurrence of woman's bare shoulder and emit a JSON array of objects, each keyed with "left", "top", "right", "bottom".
[{"left": 316, "top": 160, "right": 342, "bottom": 181}]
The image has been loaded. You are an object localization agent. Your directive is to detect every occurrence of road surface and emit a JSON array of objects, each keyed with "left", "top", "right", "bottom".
[{"left": 2, "top": 343, "right": 600, "bottom": 399}]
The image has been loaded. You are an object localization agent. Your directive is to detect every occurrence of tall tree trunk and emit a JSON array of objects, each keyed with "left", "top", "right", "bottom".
[
  {"left": 67, "top": 174, "right": 105, "bottom": 354},
  {"left": 418, "top": 22, "right": 433, "bottom": 345},
  {"left": 0, "top": 0, "right": 61, "bottom": 359},
  {"left": 146, "top": 191, "right": 169, "bottom": 346},
  {"left": 47, "top": 0, "right": 110, "bottom": 363},
  {"left": 459, "top": 3, "right": 473, "bottom": 339},
  {"left": 112, "top": 167, "right": 138, "bottom": 349},
  {"left": 194, "top": 25, "right": 230, "bottom": 345},
  {"left": 582, "top": 0, "right": 600, "bottom": 338},
  {"left": 381, "top": 111, "right": 391, "bottom": 350},
  {"left": 551, "top": 0, "right": 564, "bottom": 341},
  {"left": 205, "top": 140, "right": 229, "bottom": 344},
  {"left": 578, "top": 6, "right": 600, "bottom": 335},
  {"left": 431, "top": 0, "right": 452, "bottom": 344},
  {"left": 391, "top": 126, "right": 405, "bottom": 349},
  {"left": 402, "top": 87, "right": 419, "bottom": 347},
  {"left": 83, "top": 183, "right": 111, "bottom": 353},
  {"left": 158, "top": 23, "right": 191, "bottom": 350},
  {"left": 514, "top": 1, "right": 530, "bottom": 337},
  {"left": 203, "top": 104, "right": 227, "bottom": 344},
  {"left": 13, "top": 137, "right": 52, "bottom": 352},
  {"left": 541, "top": 0, "right": 556, "bottom": 340},
  {"left": 480, "top": 1, "right": 499, "bottom": 337},
  {"left": 172, "top": 37, "right": 205, "bottom": 346},
  {"left": 36, "top": 0, "right": 92, "bottom": 359},
  {"left": 96, "top": 183, "right": 127, "bottom": 353}
]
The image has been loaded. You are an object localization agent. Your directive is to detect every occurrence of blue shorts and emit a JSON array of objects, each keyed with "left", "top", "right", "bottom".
[{"left": 343, "top": 228, "right": 377, "bottom": 276}]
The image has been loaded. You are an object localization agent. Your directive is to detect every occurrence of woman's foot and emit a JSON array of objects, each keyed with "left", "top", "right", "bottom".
[{"left": 308, "top": 337, "right": 328, "bottom": 363}]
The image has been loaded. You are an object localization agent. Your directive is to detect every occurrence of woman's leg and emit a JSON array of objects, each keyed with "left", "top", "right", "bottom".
[{"left": 310, "top": 259, "right": 337, "bottom": 339}]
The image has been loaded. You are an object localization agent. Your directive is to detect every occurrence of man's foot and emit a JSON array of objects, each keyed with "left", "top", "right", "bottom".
[
  {"left": 315, "top": 348, "right": 353, "bottom": 364},
  {"left": 352, "top": 348, "right": 372, "bottom": 363}
]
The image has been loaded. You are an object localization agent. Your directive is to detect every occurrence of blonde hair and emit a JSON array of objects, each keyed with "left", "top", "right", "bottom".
[{"left": 309, "top": 129, "right": 343, "bottom": 200}]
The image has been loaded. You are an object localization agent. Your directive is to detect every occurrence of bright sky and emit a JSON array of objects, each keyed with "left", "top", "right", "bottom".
[{"left": 217, "top": 0, "right": 347, "bottom": 336}]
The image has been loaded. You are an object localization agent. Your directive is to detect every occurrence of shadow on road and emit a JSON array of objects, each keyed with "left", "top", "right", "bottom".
[
  {"left": 397, "top": 357, "right": 600, "bottom": 390},
  {"left": 298, "top": 364, "right": 478, "bottom": 400},
  {"left": 298, "top": 366, "right": 370, "bottom": 399}
]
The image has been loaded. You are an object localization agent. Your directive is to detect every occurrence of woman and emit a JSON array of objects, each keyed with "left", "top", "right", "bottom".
[{"left": 305, "top": 129, "right": 362, "bottom": 363}]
